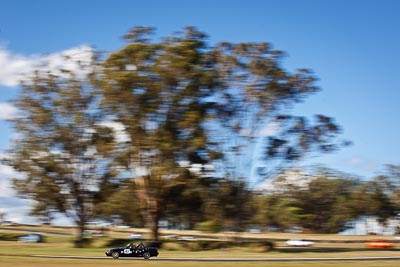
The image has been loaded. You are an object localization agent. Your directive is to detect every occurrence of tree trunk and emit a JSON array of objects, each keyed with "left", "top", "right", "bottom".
[
  {"left": 74, "top": 219, "right": 87, "bottom": 247},
  {"left": 134, "top": 175, "right": 162, "bottom": 241},
  {"left": 149, "top": 210, "right": 160, "bottom": 241},
  {"left": 74, "top": 200, "right": 89, "bottom": 247},
  {"left": 78, "top": 221, "right": 85, "bottom": 240}
]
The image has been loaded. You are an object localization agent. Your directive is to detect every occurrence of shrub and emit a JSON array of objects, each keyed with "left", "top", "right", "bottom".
[
  {"left": 195, "top": 220, "right": 223, "bottom": 233},
  {"left": 0, "top": 233, "right": 20, "bottom": 241},
  {"left": 74, "top": 238, "right": 93, "bottom": 248}
]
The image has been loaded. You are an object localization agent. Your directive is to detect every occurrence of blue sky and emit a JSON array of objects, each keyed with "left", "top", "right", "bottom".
[{"left": 1, "top": 0, "right": 400, "bottom": 223}]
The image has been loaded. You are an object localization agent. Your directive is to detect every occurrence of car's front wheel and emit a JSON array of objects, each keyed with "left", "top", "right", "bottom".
[
  {"left": 112, "top": 252, "right": 119, "bottom": 259},
  {"left": 143, "top": 252, "right": 150, "bottom": 259}
]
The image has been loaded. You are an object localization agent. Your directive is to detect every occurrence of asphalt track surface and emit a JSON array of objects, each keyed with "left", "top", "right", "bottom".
[{"left": 3, "top": 254, "right": 400, "bottom": 262}]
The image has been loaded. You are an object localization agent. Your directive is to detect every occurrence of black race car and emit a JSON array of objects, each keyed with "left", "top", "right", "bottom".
[{"left": 105, "top": 242, "right": 158, "bottom": 259}]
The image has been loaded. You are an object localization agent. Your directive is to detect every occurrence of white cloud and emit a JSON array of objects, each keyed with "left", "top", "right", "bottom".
[
  {"left": 0, "top": 48, "right": 32, "bottom": 86},
  {"left": 0, "top": 164, "right": 22, "bottom": 197},
  {"left": 0, "top": 195, "right": 73, "bottom": 225},
  {"left": 0, "top": 161, "right": 31, "bottom": 224},
  {"left": 0, "top": 102, "right": 18, "bottom": 120},
  {"left": 0, "top": 197, "right": 34, "bottom": 224},
  {"left": 0, "top": 45, "right": 93, "bottom": 87}
]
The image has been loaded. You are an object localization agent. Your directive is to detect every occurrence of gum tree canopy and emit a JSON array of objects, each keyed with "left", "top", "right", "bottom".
[
  {"left": 6, "top": 26, "right": 344, "bottom": 242},
  {"left": 7, "top": 64, "right": 118, "bottom": 245},
  {"left": 98, "top": 27, "right": 344, "bottom": 240}
]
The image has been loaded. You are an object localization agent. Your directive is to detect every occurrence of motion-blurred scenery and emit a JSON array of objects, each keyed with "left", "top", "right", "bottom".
[{"left": 1, "top": 1, "right": 400, "bottom": 266}]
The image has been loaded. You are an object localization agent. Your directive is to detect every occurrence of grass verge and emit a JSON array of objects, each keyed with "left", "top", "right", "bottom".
[{"left": 1, "top": 256, "right": 400, "bottom": 267}]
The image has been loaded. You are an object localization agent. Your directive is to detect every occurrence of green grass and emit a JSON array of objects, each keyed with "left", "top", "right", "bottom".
[
  {"left": 1, "top": 257, "right": 400, "bottom": 267},
  {"left": 1, "top": 240, "right": 399, "bottom": 259},
  {"left": 1, "top": 225, "right": 399, "bottom": 263}
]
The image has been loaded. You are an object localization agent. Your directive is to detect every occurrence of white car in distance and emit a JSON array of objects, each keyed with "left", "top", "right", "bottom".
[{"left": 285, "top": 239, "right": 315, "bottom": 247}]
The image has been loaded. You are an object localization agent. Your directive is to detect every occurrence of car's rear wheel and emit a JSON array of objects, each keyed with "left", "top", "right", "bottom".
[
  {"left": 112, "top": 252, "right": 119, "bottom": 259},
  {"left": 143, "top": 252, "right": 150, "bottom": 259}
]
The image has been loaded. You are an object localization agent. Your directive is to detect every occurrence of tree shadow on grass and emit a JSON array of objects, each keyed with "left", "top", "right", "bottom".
[{"left": 276, "top": 246, "right": 399, "bottom": 253}]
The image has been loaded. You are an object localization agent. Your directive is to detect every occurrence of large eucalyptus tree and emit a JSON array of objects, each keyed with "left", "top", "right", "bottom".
[
  {"left": 98, "top": 27, "right": 343, "bottom": 240},
  {"left": 7, "top": 64, "right": 118, "bottom": 244}
]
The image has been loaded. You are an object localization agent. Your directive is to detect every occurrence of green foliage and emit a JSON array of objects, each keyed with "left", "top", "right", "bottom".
[
  {"left": 351, "top": 175, "right": 397, "bottom": 224},
  {"left": 0, "top": 233, "right": 21, "bottom": 241},
  {"left": 252, "top": 168, "right": 400, "bottom": 234},
  {"left": 94, "top": 180, "right": 144, "bottom": 227},
  {"left": 382, "top": 164, "right": 400, "bottom": 216},
  {"left": 73, "top": 238, "right": 93, "bottom": 248},
  {"left": 7, "top": 26, "right": 349, "bottom": 240},
  {"left": 195, "top": 220, "right": 223, "bottom": 233},
  {"left": 162, "top": 240, "right": 274, "bottom": 252},
  {"left": 211, "top": 179, "right": 256, "bottom": 231},
  {"left": 7, "top": 63, "right": 118, "bottom": 242},
  {"left": 163, "top": 171, "right": 206, "bottom": 229}
]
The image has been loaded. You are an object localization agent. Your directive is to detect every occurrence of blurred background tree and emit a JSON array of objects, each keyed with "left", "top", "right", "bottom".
[
  {"left": 7, "top": 64, "right": 119, "bottom": 245},
  {"left": 211, "top": 179, "right": 255, "bottom": 232},
  {"left": 384, "top": 164, "right": 400, "bottom": 220},
  {"left": 97, "top": 26, "right": 345, "bottom": 240},
  {"left": 94, "top": 179, "right": 144, "bottom": 227},
  {"left": 251, "top": 167, "right": 400, "bottom": 234},
  {"left": 163, "top": 169, "right": 206, "bottom": 230},
  {"left": 296, "top": 173, "right": 359, "bottom": 233},
  {"left": 5, "top": 26, "right": 355, "bottom": 241},
  {"left": 352, "top": 175, "right": 397, "bottom": 226},
  {"left": 98, "top": 27, "right": 221, "bottom": 240}
]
